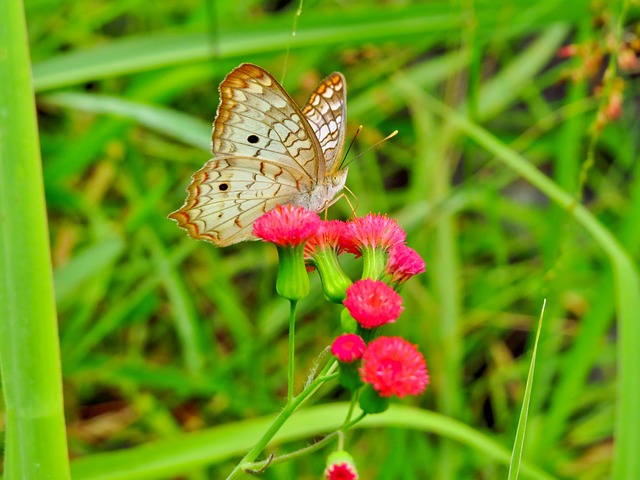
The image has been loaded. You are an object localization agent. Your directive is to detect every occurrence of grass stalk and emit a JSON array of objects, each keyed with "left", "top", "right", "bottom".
[{"left": 0, "top": 0, "right": 70, "bottom": 478}]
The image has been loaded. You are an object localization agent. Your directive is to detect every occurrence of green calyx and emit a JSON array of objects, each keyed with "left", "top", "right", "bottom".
[
  {"left": 325, "top": 450, "right": 357, "bottom": 472},
  {"left": 337, "top": 361, "right": 364, "bottom": 391},
  {"left": 275, "top": 244, "right": 310, "bottom": 301},
  {"left": 310, "top": 248, "right": 352, "bottom": 303},
  {"left": 359, "top": 383, "right": 390, "bottom": 414},
  {"left": 361, "top": 246, "right": 388, "bottom": 280}
]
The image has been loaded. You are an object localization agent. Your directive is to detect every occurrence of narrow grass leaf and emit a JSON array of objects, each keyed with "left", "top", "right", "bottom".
[{"left": 508, "top": 300, "right": 546, "bottom": 479}]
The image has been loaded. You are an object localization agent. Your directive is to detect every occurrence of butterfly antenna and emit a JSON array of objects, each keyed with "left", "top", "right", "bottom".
[
  {"left": 339, "top": 125, "right": 363, "bottom": 170},
  {"left": 341, "top": 129, "right": 398, "bottom": 169}
]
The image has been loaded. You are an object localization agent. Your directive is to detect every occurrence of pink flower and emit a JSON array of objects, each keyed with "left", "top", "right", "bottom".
[
  {"left": 304, "top": 220, "right": 347, "bottom": 258},
  {"left": 331, "top": 334, "right": 366, "bottom": 362},
  {"left": 325, "top": 462, "right": 358, "bottom": 480},
  {"left": 341, "top": 213, "right": 406, "bottom": 256},
  {"left": 360, "top": 337, "right": 429, "bottom": 398},
  {"left": 252, "top": 204, "right": 322, "bottom": 247},
  {"left": 343, "top": 279, "right": 403, "bottom": 328},
  {"left": 385, "top": 244, "right": 426, "bottom": 285}
]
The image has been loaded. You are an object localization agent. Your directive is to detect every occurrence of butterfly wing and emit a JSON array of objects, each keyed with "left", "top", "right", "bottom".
[
  {"left": 169, "top": 156, "right": 309, "bottom": 246},
  {"left": 213, "top": 63, "right": 325, "bottom": 181},
  {"left": 170, "top": 63, "right": 328, "bottom": 246},
  {"left": 301, "top": 72, "right": 347, "bottom": 176}
]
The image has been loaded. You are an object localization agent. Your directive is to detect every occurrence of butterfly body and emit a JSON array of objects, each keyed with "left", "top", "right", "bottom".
[{"left": 170, "top": 63, "right": 348, "bottom": 246}]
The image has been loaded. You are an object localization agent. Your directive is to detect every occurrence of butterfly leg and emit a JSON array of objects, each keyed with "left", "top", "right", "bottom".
[
  {"left": 342, "top": 184, "right": 359, "bottom": 219},
  {"left": 323, "top": 187, "right": 358, "bottom": 219}
]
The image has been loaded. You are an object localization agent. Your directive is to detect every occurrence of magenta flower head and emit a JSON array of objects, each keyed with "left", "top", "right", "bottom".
[
  {"left": 252, "top": 205, "right": 322, "bottom": 301},
  {"left": 358, "top": 336, "right": 429, "bottom": 414},
  {"left": 253, "top": 204, "right": 322, "bottom": 247},
  {"left": 331, "top": 334, "right": 366, "bottom": 363},
  {"left": 385, "top": 244, "right": 426, "bottom": 288},
  {"left": 305, "top": 220, "right": 352, "bottom": 303},
  {"left": 325, "top": 451, "right": 359, "bottom": 480},
  {"left": 343, "top": 279, "right": 403, "bottom": 335},
  {"left": 332, "top": 334, "right": 366, "bottom": 390},
  {"left": 342, "top": 213, "right": 407, "bottom": 279}
]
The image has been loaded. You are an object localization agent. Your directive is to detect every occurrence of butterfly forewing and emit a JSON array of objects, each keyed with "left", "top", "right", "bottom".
[
  {"left": 213, "top": 64, "right": 324, "bottom": 182},
  {"left": 301, "top": 72, "right": 347, "bottom": 175}
]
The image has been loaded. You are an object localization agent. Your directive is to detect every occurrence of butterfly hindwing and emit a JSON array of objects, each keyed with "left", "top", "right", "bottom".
[{"left": 169, "top": 156, "right": 306, "bottom": 246}]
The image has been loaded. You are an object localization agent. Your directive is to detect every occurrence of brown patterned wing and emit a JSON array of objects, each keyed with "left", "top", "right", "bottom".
[
  {"left": 212, "top": 63, "right": 324, "bottom": 183},
  {"left": 168, "top": 156, "right": 308, "bottom": 246},
  {"left": 301, "top": 72, "right": 347, "bottom": 176}
]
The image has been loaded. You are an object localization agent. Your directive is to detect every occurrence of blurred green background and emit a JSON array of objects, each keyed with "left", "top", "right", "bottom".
[{"left": 8, "top": 0, "right": 640, "bottom": 478}]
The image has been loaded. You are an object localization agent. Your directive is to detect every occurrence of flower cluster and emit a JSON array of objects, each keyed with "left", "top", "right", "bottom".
[
  {"left": 253, "top": 206, "right": 428, "bottom": 403},
  {"left": 253, "top": 205, "right": 429, "bottom": 473}
]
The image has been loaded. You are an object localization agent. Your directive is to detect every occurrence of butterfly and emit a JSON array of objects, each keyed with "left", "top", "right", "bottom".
[{"left": 169, "top": 63, "right": 348, "bottom": 246}]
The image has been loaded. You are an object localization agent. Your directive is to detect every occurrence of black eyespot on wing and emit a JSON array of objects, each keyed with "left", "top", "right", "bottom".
[
  {"left": 247, "top": 134, "right": 259, "bottom": 144},
  {"left": 219, "top": 183, "right": 229, "bottom": 191}
]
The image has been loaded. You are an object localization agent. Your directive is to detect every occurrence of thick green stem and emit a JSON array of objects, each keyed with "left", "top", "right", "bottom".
[
  {"left": 225, "top": 359, "right": 337, "bottom": 479},
  {"left": 0, "top": 1, "right": 70, "bottom": 479}
]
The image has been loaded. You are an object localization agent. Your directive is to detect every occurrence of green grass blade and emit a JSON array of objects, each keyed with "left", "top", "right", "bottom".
[
  {"left": 41, "top": 92, "right": 211, "bottom": 151},
  {"left": 0, "top": 1, "right": 70, "bottom": 478},
  {"left": 508, "top": 300, "right": 546, "bottom": 479}
]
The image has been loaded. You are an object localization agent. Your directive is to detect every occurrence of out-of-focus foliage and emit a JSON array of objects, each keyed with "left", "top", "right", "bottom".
[{"left": 9, "top": 0, "right": 640, "bottom": 478}]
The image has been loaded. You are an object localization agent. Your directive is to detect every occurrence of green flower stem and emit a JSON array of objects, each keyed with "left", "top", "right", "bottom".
[
  {"left": 343, "top": 391, "right": 359, "bottom": 426},
  {"left": 317, "top": 372, "right": 339, "bottom": 382},
  {"left": 225, "top": 358, "right": 337, "bottom": 480},
  {"left": 0, "top": 1, "right": 70, "bottom": 478},
  {"left": 337, "top": 430, "right": 345, "bottom": 451},
  {"left": 288, "top": 300, "right": 297, "bottom": 403},
  {"left": 343, "top": 412, "right": 367, "bottom": 430}
]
